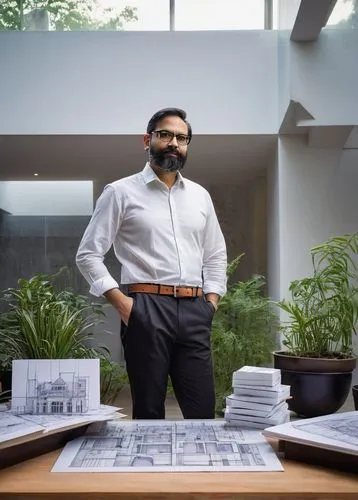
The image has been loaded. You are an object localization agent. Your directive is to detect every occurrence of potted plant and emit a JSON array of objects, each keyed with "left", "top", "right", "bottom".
[
  {"left": 0, "top": 270, "right": 123, "bottom": 404},
  {"left": 211, "top": 255, "right": 279, "bottom": 415},
  {"left": 274, "top": 233, "right": 358, "bottom": 417}
]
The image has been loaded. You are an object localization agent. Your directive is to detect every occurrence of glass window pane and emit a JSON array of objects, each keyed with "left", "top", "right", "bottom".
[
  {"left": 325, "top": 0, "right": 356, "bottom": 29},
  {"left": 0, "top": 0, "right": 169, "bottom": 31},
  {"left": 0, "top": 181, "right": 93, "bottom": 216},
  {"left": 175, "top": 0, "right": 265, "bottom": 30},
  {"left": 102, "top": 0, "right": 170, "bottom": 31}
]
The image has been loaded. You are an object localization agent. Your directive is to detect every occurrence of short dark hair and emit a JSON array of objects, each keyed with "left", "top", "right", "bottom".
[{"left": 146, "top": 107, "right": 192, "bottom": 139}]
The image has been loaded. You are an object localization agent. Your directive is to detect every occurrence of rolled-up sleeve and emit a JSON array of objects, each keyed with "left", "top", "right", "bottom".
[
  {"left": 202, "top": 194, "right": 227, "bottom": 297},
  {"left": 76, "top": 185, "right": 122, "bottom": 297}
]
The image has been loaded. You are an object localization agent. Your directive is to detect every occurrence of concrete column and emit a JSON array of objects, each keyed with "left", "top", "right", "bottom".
[{"left": 249, "top": 175, "right": 267, "bottom": 277}]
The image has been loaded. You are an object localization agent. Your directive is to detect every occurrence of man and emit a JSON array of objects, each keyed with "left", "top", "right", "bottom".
[{"left": 76, "top": 107, "right": 227, "bottom": 420}]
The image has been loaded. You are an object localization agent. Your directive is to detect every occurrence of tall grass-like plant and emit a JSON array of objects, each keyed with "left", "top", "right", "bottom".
[
  {"left": 212, "top": 256, "right": 279, "bottom": 415},
  {"left": 0, "top": 272, "right": 108, "bottom": 370},
  {"left": 277, "top": 233, "right": 358, "bottom": 358}
]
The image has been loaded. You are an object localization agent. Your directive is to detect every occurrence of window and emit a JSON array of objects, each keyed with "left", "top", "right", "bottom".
[
  {"left": 1, "top": 0, "right": 273, "bottom": 31},
  {"left": 174, "top": 0, "right": 265, "bottom": 30},
  {"left": 51, "top": 401, "right": 64, "bottom": 413},
  {"left": 0, "top": 181, "right": 93, "bottom": 216},
  {"left": 325, "top": 0, "right": 356, "bottom": 29},
  {"left": 117, "top": 0, "right": 170, "bottom": 30}
]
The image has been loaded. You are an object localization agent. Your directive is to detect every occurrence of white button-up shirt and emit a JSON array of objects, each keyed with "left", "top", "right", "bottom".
[{"left": 76, "top": 163, "right": 227, "bottom": 297}]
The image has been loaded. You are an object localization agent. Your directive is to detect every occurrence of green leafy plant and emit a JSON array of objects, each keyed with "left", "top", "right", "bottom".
[
  {"left": 212, "top": 255, "right": 279, "bottom": 415},
  {"left": 0, "top": 272, "right": 108, "bottom": 368},
  {"left": 100, "top": 358, "right": 128, "bottom": 405},
  {"left": 277, "top": 233, "right": 358, "bottom": 358},
  {"left": 0, "top": 270, "right": 128, "bottom": 403}
]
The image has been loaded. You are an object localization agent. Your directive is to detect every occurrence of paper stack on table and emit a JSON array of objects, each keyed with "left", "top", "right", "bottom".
[{"left": 224, "top": 366, "right": 291, "bottom": 429}]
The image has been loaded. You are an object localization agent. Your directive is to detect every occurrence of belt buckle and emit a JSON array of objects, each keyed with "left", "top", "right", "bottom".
[{"left": 173, "top": 285, "right": 177, "bottom": 298}]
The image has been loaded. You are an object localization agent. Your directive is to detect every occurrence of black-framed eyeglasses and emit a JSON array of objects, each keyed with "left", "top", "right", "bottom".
[{"left": 152, "top": 130, "right": 191, "bottom": 146}]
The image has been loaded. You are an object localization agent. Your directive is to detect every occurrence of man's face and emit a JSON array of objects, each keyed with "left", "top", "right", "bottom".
[{"left": 146, "top": 116, "right": 189, "bottom": 172}]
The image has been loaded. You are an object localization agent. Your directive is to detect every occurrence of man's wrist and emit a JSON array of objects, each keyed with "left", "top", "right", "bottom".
[
  {"left": 206, "top": 299, "right": 218, "bottom": 312},
  {"left": 103, "top": 287, "right": 127, "bottom": 312},
  {"left": 205, "top": 292, "right": 220, "bottom": 304},
  {"left": 205, "top": 293, "right": 220, "bottom": 313}
]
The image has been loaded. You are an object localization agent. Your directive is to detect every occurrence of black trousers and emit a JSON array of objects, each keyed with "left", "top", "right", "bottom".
[{"left": 120, "top": 293, "right": 215, "bottom": 419}]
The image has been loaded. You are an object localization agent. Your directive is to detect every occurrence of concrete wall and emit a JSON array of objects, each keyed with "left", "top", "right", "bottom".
[
  {"left": 277, "top": 135, "right": 357, "bottom": 286},
  {"left": 0, "top": 31, "right": 278, "bottom": 135},
  {"left": 267, "top": 145, "right": 280, "bottom": 301},
  {"left": 276, "top": 135, "right": 358, "bottom": 382},
  {"left": 209, "top": 175, "right": 267, "bottom": 283},
  {"left": 290, "top": 30, "right": 358, "bottom": 125},
  {"left": 277, "top": 31, "right": 291, "bottom": 128}
]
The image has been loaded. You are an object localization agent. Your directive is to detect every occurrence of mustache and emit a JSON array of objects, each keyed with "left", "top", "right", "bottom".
[{"left": 163, "top": 148, "right": 181, "bottom": 157}]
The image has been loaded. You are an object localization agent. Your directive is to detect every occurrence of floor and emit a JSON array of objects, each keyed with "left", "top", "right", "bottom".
[{"left": 114, "top": 384, "right": 356, "bottom": 420}]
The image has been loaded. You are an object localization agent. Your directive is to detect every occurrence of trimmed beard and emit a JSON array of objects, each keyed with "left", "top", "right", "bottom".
[{"left": 149, "top": 145, "right": 187, "bottom": 172}]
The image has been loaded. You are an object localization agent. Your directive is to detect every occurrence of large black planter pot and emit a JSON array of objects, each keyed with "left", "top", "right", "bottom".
[
  {"left": 273, "top": 352, "right": 357, "bottom": 418},
  {"left": 279, "top": 370, "right": 352, "bottom": 417}
]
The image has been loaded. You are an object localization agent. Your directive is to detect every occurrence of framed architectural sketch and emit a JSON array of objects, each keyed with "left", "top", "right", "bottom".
[{"left": 11, "top": 359, "right": 100, "bottom": 415}]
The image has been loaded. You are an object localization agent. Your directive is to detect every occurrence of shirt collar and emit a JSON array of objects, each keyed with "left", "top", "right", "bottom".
[{"left": 141, "top": 162, "right": 185, "bottom": 186}]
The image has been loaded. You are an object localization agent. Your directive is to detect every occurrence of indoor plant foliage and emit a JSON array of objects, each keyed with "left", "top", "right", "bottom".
[
  {"left": 0, "top": 272, "right": 108, "bottom": 365},
  {"left": 211, "top": 255, "right": 279, "bottom": 415},
  {"left": 277, "top": 233, "right": 358, "bottom": 359},
  {"left": 100, "top": 359, "right": 128, "bottom": 405},
  {"left": 274, "top": 233, "right": 358, "bottom": 417},
  {"left": 0, "top": 271, "right": 129, "bottom": 404}
]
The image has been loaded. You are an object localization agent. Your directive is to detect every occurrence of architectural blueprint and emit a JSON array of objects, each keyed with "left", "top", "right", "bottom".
[
  {"left": 52, "top": 420, "right": 284, "bottom": 472},
  {"left": 0, "top": 405, "right": 125, "bottom": 446},
  {"left": 0, "top": 412, "right": 43, "bottom": 444},
  {"left": 263, "top": 411, "right": 358, "bottom": 456}
]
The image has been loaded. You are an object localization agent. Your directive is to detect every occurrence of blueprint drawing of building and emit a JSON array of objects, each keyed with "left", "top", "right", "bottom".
[
  {"left": 11, "top": 359, "right": 100, "bottom": 415},
  {"left": 52, "top": 420, "right": 283, "bottom": 472}
]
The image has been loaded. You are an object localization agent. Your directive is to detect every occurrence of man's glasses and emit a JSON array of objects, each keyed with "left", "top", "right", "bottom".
[{"left": 152, "top": 130, "right": 191, "bottom": 146}]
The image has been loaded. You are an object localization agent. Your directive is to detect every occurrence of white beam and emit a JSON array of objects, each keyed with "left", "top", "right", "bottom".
[
  {"left": 279, "top": 100, "right": 313, "bottom": 134},
  {"left": 290, "top": 0, "right": 337, "bottom": 42},
  {"left": 308, "top": 126, "right": 353, "bottom": 148}
]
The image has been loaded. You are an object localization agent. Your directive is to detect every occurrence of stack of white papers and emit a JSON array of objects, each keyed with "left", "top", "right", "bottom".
[{"left": 224, "top": 366, "right": 291, "bottom": 429}]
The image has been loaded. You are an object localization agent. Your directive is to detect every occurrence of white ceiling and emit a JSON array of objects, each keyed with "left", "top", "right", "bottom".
[{"left": 0, "top": 135, "right": 277, "bottom": 184}]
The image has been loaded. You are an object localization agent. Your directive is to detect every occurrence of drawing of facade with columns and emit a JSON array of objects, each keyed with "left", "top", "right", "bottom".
[{"left": 21, "top": 372, "right": 89, "bottom": 415}]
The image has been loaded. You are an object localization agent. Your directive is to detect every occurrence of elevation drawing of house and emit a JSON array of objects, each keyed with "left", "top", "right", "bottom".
[
  {"left": 11, "top": 359, "right": 100, "bottom": 415},
  {"left": 23, "top": 373, "right": 88, "bottom": 415}
]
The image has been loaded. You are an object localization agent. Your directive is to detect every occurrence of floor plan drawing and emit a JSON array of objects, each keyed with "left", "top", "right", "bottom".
[
  {"left": 11, "top": 359, "right": 100, "bottom": 415},
  {"left": 0, "top": 405, "right": 125, "bottom": 446},
  {"left": 52, "top": 420, "right": 284, "bottom": 472},
  {"left": 0, "top": 412, "right": 43, "bottom": 444}
]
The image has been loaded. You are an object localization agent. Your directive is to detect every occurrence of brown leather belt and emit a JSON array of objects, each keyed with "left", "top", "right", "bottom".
[{"left": 128, "top": 283, "right": 203, "bottom": 298}]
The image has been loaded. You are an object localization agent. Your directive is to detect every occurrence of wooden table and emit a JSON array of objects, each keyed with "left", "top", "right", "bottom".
[{"left": 0, "top": 443, "right": 357, "bottom": 500}]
